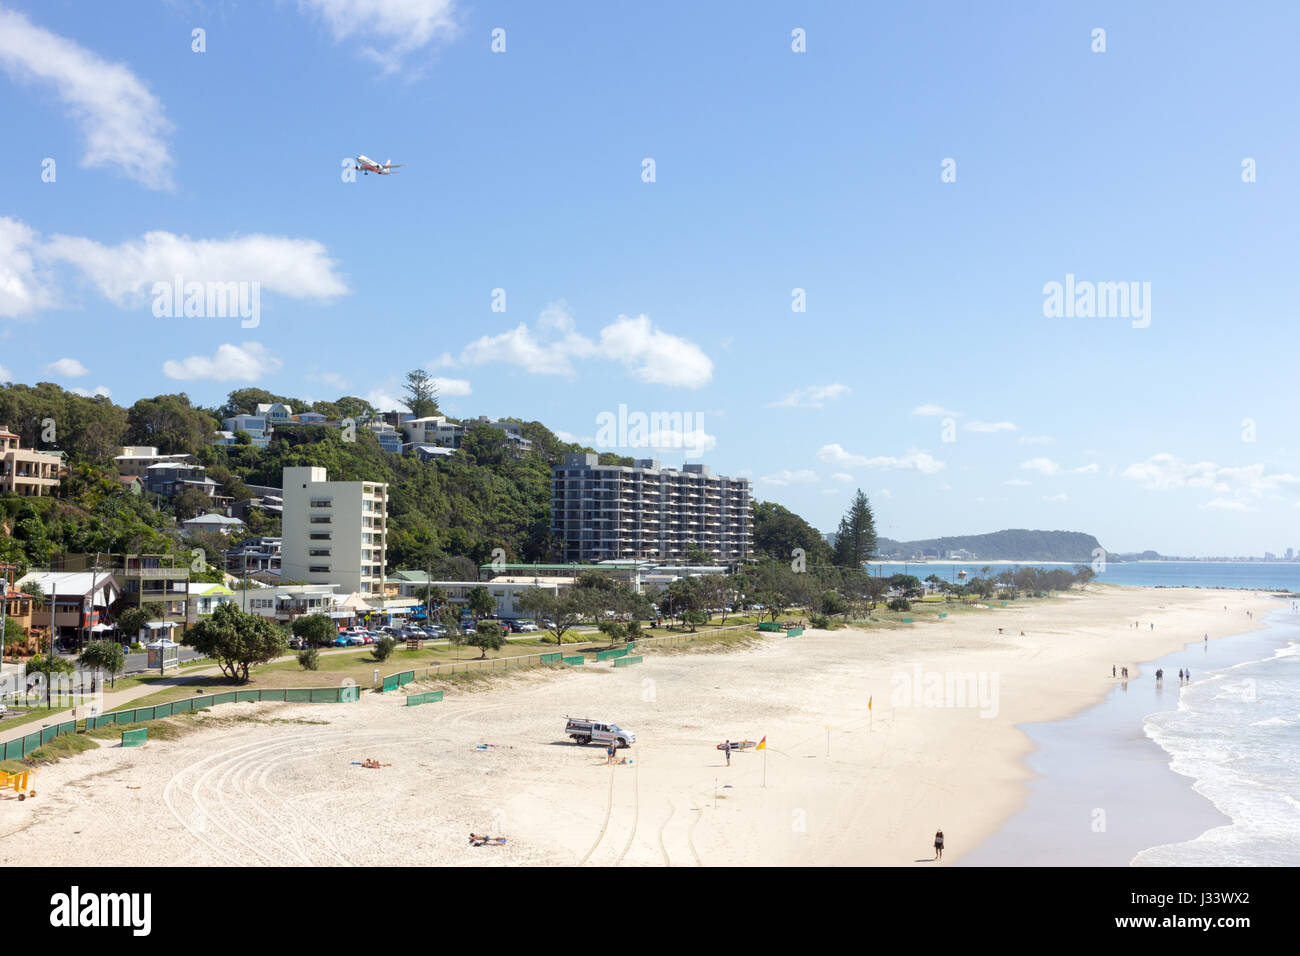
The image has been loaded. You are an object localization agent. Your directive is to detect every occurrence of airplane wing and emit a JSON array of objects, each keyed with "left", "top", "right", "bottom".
[{"left": 385, "top": 163, "right": 408, "bottom": 169}]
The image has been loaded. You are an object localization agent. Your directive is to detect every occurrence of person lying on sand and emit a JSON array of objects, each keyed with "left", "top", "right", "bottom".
[
  {"left": 469, "top": 833, "right": 507, "bottom": 846},
  {"left": 360, "top": 758, "right": 391, "bottom": 769}
]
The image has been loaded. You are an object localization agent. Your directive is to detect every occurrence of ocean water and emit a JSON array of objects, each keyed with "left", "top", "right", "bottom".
[
  {"left": 962, "top": 609, "right": 1300, "bottom": 866},
  {"left": 1135, "top": 630, "right": 1300, "bottom": 866},
  {"left": 872, "top": 560, "right": 1300, "bottom": 592}
]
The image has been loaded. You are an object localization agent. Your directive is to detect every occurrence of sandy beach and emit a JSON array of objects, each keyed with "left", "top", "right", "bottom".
[{"left": 0, "top": 586, "right": 1278, "bottom": 866}]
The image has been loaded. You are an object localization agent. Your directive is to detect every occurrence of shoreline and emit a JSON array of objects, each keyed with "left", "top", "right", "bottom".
[
  {"left": 0, "top": 586, "right": 1278, "bottom": 866},
  {"left": 960, "top": 612, "right": 1296, "bottom": 866}
]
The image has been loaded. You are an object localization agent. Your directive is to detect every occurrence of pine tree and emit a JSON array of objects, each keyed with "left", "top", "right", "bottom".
[
  {"left": 402, "top": 369, "right": 440, "bottom": 419},
  {"left": 833, "top": 489, "right": 878, "bottom": 568}
]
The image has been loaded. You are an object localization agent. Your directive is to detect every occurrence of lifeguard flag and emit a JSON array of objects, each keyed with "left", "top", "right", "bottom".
[
  {"left": 755, "top": 736, "right": 766, "bottom": 751},
  {"left": 868, "top": 696, "right": 872, "bottom": 711}
]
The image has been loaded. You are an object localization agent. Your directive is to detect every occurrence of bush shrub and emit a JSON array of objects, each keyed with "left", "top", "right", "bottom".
[
  {"left": 809, "top": 613, "right": 831, "bottom": 629},
  {"left": 297, "top": 647, "right": 320, "bottom": 671},
  {"left": 372, "top": 636, "right": 397, "bottom": 662},
  {"left": 887, "top": 597, "right": 911, "bottom": 612}
]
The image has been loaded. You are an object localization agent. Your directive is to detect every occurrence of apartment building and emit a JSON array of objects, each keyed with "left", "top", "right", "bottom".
[
  {"left": 401, "top": 415, "right": 463, "bottom": 447},
  {"left": 281, "top": 466, "right": 388, "bottom": 596},
  {"left": 551, "top": 453, "right": 751, "bottom": 564},
  {"left": 114, "top": 446, "right": 193, "bottom": 478},
  {"left": 0, "top": 426, "right": 62, "bottom": 497},
  {"left": 55, "top": 553, "right": 191, "bottom": 632},
  {"left": 17, "top": 566, "right": 123, "bottom": 648}
]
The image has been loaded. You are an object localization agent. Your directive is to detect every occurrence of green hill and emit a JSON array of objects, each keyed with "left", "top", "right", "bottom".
[{"left": 876, "top": 529, "right": 1104, "bottom": 562}]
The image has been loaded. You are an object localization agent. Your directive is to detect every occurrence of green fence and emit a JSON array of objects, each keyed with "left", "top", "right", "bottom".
[
  {"left": 785, "top": 627, "right": 804, "bottom": 637},
  {"left": 938, "top": 612, "right": 948, "bottom": 619},
  {"left": 757, "top": 622, "right": 783, "bottom": 632},
  {"left": 539, "top": 652, "right": 562, "bottom": 664},
  {"left": 562, "top": 655, "right": 585, "bottom": 665},
  {"left": 594, "top": 647, "right": 630, "bottom": 661},
  {"left": 0, "top": 686, "right": 356, "bottom": 764},
  {"left": 612, "top": 655, "right": 643, "bottom": 667},
  {"left": 121, "top": 728, "right": 148, "bottom": 747},
  {"left": 405, "top": 690, "right": 443, "bottom": 707},
  {"left": 901, "top": 617, "right": 913, "bottom": 623}
]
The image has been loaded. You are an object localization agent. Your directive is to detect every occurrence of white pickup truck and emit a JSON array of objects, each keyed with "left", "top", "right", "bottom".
[{"left": 565, "top": 716, "right": 636, "bottom": 748}]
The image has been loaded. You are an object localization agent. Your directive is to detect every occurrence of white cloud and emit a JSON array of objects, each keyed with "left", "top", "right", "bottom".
[
  {"left": 162, "top": 342, "right": 281, "bottom": 382},
  {"left": 0, "top": 217, "right": 55, "bottom": 317},
  {"left": 1073, "top": 463, "right": 1100, "bottom": 474},
  {"left": 428, "top": 351, "right": 458, "bottom": 369},
  {"left": 70, "top": 384, "right": 110, "bottom": 397},
  {"left": 365, "top": 387, "right": 403, "bottom": 411},
  {"left": 1043, "top": 493, "right": 1068, "bottom": 502},
  {"left": 313, "top": 371, "right": 349, "bottom": 390},
  {"left": 817, "top": 444, "right": 945, "bottom": 473},
  {"left": 758, "top": 469, "right": 819, "bottom": 486},
  {"left": 431, "top": 376, "right": 471, "bottom": 397},
  {"left": 44, "top": 230, "right": 348, "bottom": 306},
  {"left": 768, "top": 383, "right": 850, "bottom": 408},
  {"left": 966, "top": 420, "right": 1017, "bottom": 433},
  {"left": 1004, "top": 478, "right": 1031, "bottom": 487},
  {"left": 911, "top": 403, "right": 959, "bottom": 418},
  {"left": 0, "top": 7, "right": 173, "bottom": 189},
  {"left": 460, "top": 303, "right": 713, "bottom": 388},
  {"left": 1021, "top": 458, "right": 1061, "bottom": 476},
  {"left": 47, "top": 357, "right": 88, "bottom": 377},
  {"left": 0, "top": 362, "right": 10, "bottom": 381},
  {"left": 830, "top": 472, "right": 854, "bottom": 483},
  {"left": 298, "top": 0, "right": 459, "bottom": 74},
  {"left": 1202, "top": 498, "right": 1252, "bottom": 512},
  {"left": 553, "top": 429, "right": 584, "bottom": 444},
  {"left": 1122, "top": 453, "right": 1299, "bottom": 505}
]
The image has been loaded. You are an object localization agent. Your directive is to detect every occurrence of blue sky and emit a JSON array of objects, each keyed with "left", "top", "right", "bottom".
[{"left": 2, "top": 0, "right": 1299, "bottom": 556}]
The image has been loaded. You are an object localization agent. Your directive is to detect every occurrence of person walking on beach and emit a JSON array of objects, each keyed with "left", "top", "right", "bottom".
[
  {"left": 933, "top": 828, "right": 944, "bottom": 860},
  {"left": 724, "top": 739, "right": 731, "bottom": 767},
  {"left": 1185, "top": 668, "right": 1190, "bottom": 682},
  {"left": 606, "top": 741, "right": 616, "bottom": 765},
  {"left": 1112, "top": 664, "right": 1116, "bottom": 678},
  {"left": 1178, "top": 668, "right": 1184, "bottom": 683}
]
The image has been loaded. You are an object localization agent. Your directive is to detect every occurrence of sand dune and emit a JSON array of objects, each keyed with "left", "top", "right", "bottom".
[{"left": 0, "top": 586, "right": 1276, "bottom": 866}]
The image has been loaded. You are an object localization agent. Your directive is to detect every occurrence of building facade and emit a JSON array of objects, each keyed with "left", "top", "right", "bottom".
[
  {"left": 280, "top": 466, "right": 388, "bottom": 596},
  {"left": 0, "top": 426, "right": 62, "bottom": 497},
  {"left": 551, "top": 453, "right": 751, "bottom": 564}
]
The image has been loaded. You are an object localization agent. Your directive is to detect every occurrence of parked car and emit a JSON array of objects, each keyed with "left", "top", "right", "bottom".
[
  {"left": 564, "top": 716, "right": 636, "bottom": 748},
  {"left": 517, "top": 622, "right": 539, "bottom": 632},
  {"left": 332, "top": 635, "right": 351, "bottom": 647}
]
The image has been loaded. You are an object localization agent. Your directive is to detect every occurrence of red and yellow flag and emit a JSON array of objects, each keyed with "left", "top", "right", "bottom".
[
  {"left": 755, "top": 736, "right": 766, "bottom": 751},
  {"left": 868, "top": 696, "right": 872, "bottom": 711}
]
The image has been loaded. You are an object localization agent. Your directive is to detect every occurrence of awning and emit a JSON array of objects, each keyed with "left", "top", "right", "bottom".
[
  {"left": 145, "top": 621, "right": 178, "bottom": 629},
  {"left": 90, "top": 622, "right": 115, "bottom": 632}
]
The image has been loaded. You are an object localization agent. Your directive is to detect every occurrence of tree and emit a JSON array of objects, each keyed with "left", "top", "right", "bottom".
[
  {"left": 518, "top": 588, "right": 583, "bottom": 646},
  {"left": 173, "top": 487, "right": 212, "bottom": 521},
  {"left": 116, "top": 606, "right": 150, "bottom": 644},
  {"left": 466, "top": 585, "right": 495, "bottom": 620},
  {"left": 298, "top": 647, "right": 320, "bottom": 670},
  {"left": 372, "top": 636, "right": 397, "bottom": 662},
  {"left": 751, "top": 500, "right": 833, "bottom": 564},
  {"left": 833, "top": 489, "right": 878, "bottom": 568},
  {"left": 292, "top": 612, "right": 336, "bottom": 649},
  {"left": 465, "top": 620, "right": 504, "bottom": 659},
  {"left": 77, "top": 640, "right": 126, "bottom": 687},
  {"left": 183, "top": 603, "right": 288, "bottom": 682},
  {"left": 126, "top": 393, "right": 218, "bottom": 455},
  {"left": 820, "top": 589, "right": 850, "bottom": 617},
  {"left": 597, "top": 620, "right": 627, "bottom": 644},
  {"left": 26, "top": 653, "right": 74, "bottom": 708},
  {"left": 401, "top": 369, "right": 440, "bottom": 419}
]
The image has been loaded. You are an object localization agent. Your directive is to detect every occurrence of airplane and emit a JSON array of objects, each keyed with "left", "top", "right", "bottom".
[{"left": 354, "top": 155, "right": 406, "bottom": 176}]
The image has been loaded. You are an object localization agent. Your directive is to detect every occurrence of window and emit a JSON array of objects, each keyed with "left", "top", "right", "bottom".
[
  {"left": 310, "top": 499, "right": 332, "bottom": 508},
  {"left": 310, "top": 516, "right": 331, "bottom": 524},
  {"left": 309, "top": 565, "right": 330, "bottom": 574},
  {"left": 310, "top": 533, "right": 331, "bottom": 540},
  {"left": 309, "top": 549, "right": 331, "bottom": 557}
]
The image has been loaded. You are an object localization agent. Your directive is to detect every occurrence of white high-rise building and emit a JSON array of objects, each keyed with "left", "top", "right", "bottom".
[{"left": 281, "top": 466, "right": 388, "bottom": 595}]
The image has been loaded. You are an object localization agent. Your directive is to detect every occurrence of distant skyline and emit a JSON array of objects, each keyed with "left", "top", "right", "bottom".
[{"left": 2, "top": 1, "right": 1298, "bottom": 556}]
